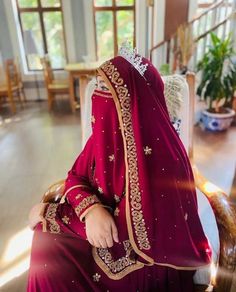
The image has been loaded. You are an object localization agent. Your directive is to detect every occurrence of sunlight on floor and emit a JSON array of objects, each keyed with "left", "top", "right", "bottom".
[
  {"left": 0, "top": 116, "right": 22, "bottom": 126},
  {"left": 0, "top": 227, "right": 33, "bottom": 288}
]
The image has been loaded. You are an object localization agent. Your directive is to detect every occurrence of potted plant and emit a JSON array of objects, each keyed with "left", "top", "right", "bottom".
[{"left": 197, "top": 32, "right": 236, "bottom": 131}]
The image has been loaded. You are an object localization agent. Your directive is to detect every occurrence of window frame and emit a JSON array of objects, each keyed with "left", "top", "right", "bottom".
[
  {"left": 93, "top": 0, "right": 136, "bottom": 60},
  {"left": 16, "top": 0, "right": 68, "bottom": 71}
]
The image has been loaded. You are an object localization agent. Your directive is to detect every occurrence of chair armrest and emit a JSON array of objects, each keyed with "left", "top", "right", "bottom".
[
  {"left": 192, "top": 165, "right": 236, "bottom": 292},
  {"left": 41, "top": 179, "right": 65, "bottom": 203}
]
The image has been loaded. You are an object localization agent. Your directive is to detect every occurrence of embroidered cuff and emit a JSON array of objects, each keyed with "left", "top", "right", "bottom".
[{"left": 74, "top": 194, "right": 100, "bottom": 222}]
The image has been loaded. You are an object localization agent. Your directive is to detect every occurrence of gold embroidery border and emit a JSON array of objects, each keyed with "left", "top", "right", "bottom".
[
  {"left": 97, "top": 62, "right": 211, "bottom": 272},
  {"left": 91, "top": 243, "right": 144, "bottom": 280},
  {"left": 75, "top": 194, "right": 100, "bottom": 217},
  {"left": 93, "top": 90, "right": 113, "bottom": 98},
  {"left": 97, "top": 63, "right": 153, "bottom": 265},
  {"left": 44, "top": 203, "right": 60, "bottom": 234}
]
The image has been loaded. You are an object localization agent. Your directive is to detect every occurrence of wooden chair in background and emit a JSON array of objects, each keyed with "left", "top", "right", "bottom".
[
  {"left": 15, "top": 58, "right": 26, "bottom": 103},
  {"left": 40, "top": 57, "right": 71, "bottom": 111},
  {"left": 0, "top": 59, "right": 24, "bottom": 114}
]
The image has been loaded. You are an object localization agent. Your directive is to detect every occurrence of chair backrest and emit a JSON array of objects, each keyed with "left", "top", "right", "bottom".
[
  {"left": 15, "top": 57, "right": 23, "bottom": 86},
  {"left": 0, "top": 66, "right": 5, "bottom": 85},
  {"left": 41, "top": 56, "right": 54, "bottom": 87},
  {"left": 162, "top": 75, "right": 189, "bottom": 152},
  {"left": 5, "top": 59, "right": 18, "bottom": 88}
]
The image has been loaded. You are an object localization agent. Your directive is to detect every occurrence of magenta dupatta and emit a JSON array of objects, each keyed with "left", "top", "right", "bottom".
[{"left": 64, "top": 56, "right": 211, "bottom": 280}]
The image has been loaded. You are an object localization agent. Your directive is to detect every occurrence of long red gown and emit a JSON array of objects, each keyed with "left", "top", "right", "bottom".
[{"left": 27, "top": 55, "right": 211, "bottom": 292}]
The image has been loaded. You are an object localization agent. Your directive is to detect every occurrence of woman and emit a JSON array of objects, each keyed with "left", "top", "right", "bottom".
[{"left": 28, "top": 49, "right": 211, "bottom": 292}]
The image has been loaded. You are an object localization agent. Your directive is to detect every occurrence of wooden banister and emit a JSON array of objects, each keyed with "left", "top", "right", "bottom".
[
  {"left": 189, "top": 0, "right": 224, "bottom": 24},
  {"left": 195, "top": 13, "right": 232, "bottom": 42},
  {"left": 150, "top": 0, "right": 233, "bottom": 64}
]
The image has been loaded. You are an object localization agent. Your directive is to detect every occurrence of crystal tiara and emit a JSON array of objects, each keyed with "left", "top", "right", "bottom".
[{"left": 118, "top": 42, "right": 148, "bottom": 76}]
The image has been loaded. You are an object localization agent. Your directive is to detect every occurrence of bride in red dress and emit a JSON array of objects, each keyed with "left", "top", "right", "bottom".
[{"left": 28, "top": 47, "right": 211, "bottom": 292}]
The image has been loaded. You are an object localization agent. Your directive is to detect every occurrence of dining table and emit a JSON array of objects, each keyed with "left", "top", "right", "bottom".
[{"left": 64, "top": 61, "right": 102, "bottom": 114}]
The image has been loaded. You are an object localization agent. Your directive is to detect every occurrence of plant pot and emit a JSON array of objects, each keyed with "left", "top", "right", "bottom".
[{"left": 200, "top": 108, "right": 235, "bottom": 131}]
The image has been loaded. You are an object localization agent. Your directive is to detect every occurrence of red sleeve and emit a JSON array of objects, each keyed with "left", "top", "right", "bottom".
[{"left": 61, "top": 136, "right": 102, "bottom": 222}]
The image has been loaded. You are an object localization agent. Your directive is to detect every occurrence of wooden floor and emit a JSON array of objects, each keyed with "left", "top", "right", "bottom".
[{"left": 0, "top": 101, "right": 235, "bottom": 291}]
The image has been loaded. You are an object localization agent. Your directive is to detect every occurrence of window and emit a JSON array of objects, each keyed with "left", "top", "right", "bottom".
[
  {"left": 93, "top": 0, "right": 135, "bottom": 60},
  {"left": 16, "top": 0, "right": 67, "bottom": 70}
]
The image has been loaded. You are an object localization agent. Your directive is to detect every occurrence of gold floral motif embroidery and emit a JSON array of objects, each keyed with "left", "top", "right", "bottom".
[
  {"left": 143, "top": 146, "right": 152, "bottom": 155},
  {"left": 109, "top": 154, "right": 115, "bottom": 162},
  {"left": 62, "top": 215, "right": 70, "bottom": 224},
  {"left": 92, "top": 240, "right": 144, "bottom": 280},
  {"left": 44, "top": 203, "right": 60, "bottom": 234},
  {"left": 75, "top": 195, "right": 100, "bottom": 216},
  {"left": 114, "top": 207, "right": 120, "bottom": 216},
  {"left": 92, "top": 273, "right": 101, "bottom": 282},
  {"left": 114, "top": 194, "right": 120, "bottom": 203},
  {"left": 100, "top": 61, "right": 151, "bottom": 250}
]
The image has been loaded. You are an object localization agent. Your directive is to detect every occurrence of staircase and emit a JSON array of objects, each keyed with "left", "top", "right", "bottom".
[{"left": 150, "top": 0, "right": 236, "bottom": 73}]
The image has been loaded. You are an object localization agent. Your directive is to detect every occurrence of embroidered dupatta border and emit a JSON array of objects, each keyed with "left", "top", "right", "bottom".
[
  {"left": 92, "top": 241, "right": 144, "bottom": 280},
  {"left": 97, "top": 62, "right": 154, "bottom": 265}
]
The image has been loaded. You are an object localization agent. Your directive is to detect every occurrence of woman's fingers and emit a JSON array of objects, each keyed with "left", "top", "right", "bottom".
[
  {"left": 89, "top": 236, "right": 101, "bottom": 248},
  {"left": 86, "top": 212, "right": 119, "bottom": 248},
  {"left": 98, "top": 237, "right": 107, "bottom": 248},
  {"left": 105, "top": 230, "right": 114, "bottom": 248},
  {"left": 111, "top": 220, "right": 119, "bottom": 243}
]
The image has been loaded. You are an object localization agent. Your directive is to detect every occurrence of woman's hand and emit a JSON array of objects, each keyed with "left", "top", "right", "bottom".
[
  {"left": 85, "top": 205, "right": 119, "bottom": 248},
  {"left": 29, "top": 203, "right": 48, "bottom": 230}
]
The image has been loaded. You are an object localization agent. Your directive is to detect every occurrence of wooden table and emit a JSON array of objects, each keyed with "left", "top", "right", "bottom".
[{"left": 64, "top": 62, "right": 101, "bottom": 113}]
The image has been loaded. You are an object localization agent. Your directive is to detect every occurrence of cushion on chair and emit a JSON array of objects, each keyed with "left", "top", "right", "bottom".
[
  {"left": 48, "top": 83, "right": 69, "bottom": 91},
  {"left": 52, "top": 79, "right": 69, "bottom": 85},
  {"left": 0, "top": 84, "right": 19, "bottom": 93}
]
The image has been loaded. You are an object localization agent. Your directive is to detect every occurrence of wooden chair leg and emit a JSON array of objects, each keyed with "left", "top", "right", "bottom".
[
  {"left": 8, "top": 91, "right": 16, "bottom": 114},
  {"left": 17, "top": 90, "right": 24, "bottom": 108},
  {"left": 21, "top": 87, "right": 27, "bottom": 103},
  {"left": 48, "top": 91, "right": 54, "bottom": 111}
]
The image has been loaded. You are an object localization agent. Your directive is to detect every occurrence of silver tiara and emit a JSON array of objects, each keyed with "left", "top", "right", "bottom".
[{"left": 118, "top": 42, "right": 148, "bottom": 76}]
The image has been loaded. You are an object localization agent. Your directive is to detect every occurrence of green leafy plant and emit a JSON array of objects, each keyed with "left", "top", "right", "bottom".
[
  {"left": 197, "top": 32, "right": 236, "bottom": 113},
  {"left": 160, "top": 63, "right": 170, "bottom": 76}
]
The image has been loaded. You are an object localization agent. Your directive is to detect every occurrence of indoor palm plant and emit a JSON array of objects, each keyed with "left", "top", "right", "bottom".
[{"left": 197, "top": 32, "right": 236, "bottom": 131}]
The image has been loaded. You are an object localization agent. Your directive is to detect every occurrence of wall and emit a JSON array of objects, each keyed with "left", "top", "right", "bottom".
[
  {"left": 188, "top": 0, "right": 198, "bottom": 21},
  {"left": 164, "top": 0, "right": 189, "bottom": 40},
  {"left": 0, "top": 0, "right": 13, "bottom": 60},
  {"left": 70, "top": 0, "right": 87, "bottom": 62}
]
